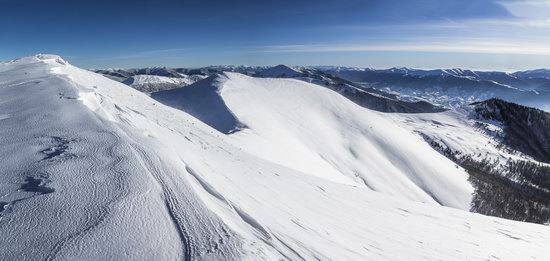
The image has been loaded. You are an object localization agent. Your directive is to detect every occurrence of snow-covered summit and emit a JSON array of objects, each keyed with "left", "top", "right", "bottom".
[
  {"left": 254, "top": 64, "right": 302, "bottom": 78},
  {"left": 6, "top": 54, "right": 68, "bottom": 66},
  {"left": 35, "top": 54, "right": 68, "bottom": 64}
]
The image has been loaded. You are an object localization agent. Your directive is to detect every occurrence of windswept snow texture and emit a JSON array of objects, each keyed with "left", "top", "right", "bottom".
[
  {"left": 0, "top": 55, "right": 244, "bottom": 260},
  {"left": 1, "top": 55, "right": 550, "bottom": 260}
]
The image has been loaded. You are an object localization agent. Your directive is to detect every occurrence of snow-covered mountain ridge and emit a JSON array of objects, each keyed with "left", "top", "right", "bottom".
[
  {"left": 2, "top": 55, "right": 550, "bottom": 260},
  {"left": 154, "top": 72, "right": 473, "bottom": 208}
]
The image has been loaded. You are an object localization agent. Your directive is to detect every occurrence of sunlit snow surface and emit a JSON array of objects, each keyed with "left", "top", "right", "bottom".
[{"left": 1, "top": 55, "right": 550, "bottom": 260}]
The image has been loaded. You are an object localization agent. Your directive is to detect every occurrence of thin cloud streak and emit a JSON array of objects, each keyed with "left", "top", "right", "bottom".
[
  {"left": 256, "top": 40, "right": 550, "bottom": 55},
  {"left": 94, "top": 48, "right": 198, "bottom": 61}
]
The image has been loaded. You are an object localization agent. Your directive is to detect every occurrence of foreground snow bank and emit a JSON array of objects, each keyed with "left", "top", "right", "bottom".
[{"left": 1, "top": 55, "right": 550, "bottom": 260}]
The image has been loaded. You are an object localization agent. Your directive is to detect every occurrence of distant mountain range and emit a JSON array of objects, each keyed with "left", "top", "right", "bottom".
[
  {"left": 95, "top": 65, "right": 446, "bottom": 113},
  {"left": 322, "top": 67, "right": 550, "bottom": 111},
  {"left": 93, "top": 65, "right": 550, "bottom": 112}
]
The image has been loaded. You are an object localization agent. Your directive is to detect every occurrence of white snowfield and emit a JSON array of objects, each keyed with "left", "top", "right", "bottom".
[
  {"left": 0, "top": 55, "right": 549, "bottom": 260},
  {"left": 210, "top": 73, "right": 474, "bottom": 208},
  {"left": 127, "top": 74, "right": 203, "bottom": 87}
]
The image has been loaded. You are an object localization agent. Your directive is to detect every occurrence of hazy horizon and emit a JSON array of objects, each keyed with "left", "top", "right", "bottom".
[{"left": 2, "top": 0, "right": 550, "bottom": 70}]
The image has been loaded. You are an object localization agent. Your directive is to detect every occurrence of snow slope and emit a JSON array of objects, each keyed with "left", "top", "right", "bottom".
[
  {"left": 156, "top": 73, "right": 473, "bottom": 209},
  {"left": 0, "top": 55, "right": 258, "bottom": 260},
  {"left": 2, "top": 55, "right": 550, "bottom": 260},
  {"left": 152, "top": 75, "right": 246, "bottom": 134}
]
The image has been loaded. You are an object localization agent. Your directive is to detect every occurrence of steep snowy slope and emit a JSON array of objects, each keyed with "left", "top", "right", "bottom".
[
  {"left": 156, "top": 73, "right": 474, "bottom": 208},
  {"left": 3, "top": 55, "right": 550, "bottom": 260},
  {"left": 152, "top": 71, "right": 550, "bottom": 223}
]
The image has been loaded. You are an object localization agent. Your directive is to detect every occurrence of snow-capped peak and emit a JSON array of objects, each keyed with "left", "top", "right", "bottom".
[
  {"left": 254, "top": 64, "right": 302, "bottom": 78},
  {"left": 6, "top": 54, "right": 69, "bottom": 66}
]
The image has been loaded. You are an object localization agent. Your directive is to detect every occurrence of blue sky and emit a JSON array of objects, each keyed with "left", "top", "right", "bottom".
[{"left": 1, "top": 0, "right": 550, "bottom": 70}]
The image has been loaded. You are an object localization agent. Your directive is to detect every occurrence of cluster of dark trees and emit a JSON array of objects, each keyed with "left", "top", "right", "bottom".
[
  {"left": 460, "top": 156, "right": 550, "bottom": 224},
  {"left": 420, "top": 133, "right": 550, "bottom": 224},
  {"left": 472, "top": 98, "right": 550, "bottom": 163}
]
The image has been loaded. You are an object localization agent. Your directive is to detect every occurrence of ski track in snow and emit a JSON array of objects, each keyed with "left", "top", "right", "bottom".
[{"left": 1, "top": 55, "right": 550, "bottom": 260}]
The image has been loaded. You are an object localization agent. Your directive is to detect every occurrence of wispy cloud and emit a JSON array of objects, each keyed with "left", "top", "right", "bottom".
[
  {"left": 276, "top": 0, "right": 550, "bottom": 57},
  {"left": 496, "top": 0, "right": 550, "bottom": 26},
  {"left": 255, "top": 40, "right": 550, "bottom": 55},
  {"left": 95, "top": 48, "right": 197, "bottom": 61}
]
